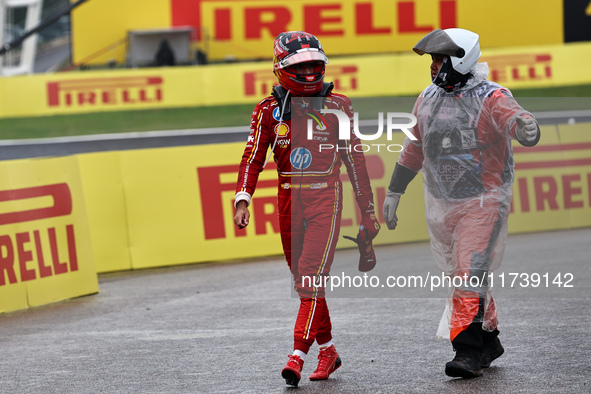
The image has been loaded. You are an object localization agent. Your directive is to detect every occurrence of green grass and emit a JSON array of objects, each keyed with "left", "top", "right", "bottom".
[
  {"left": 0, "top": 104, "right": 255, "bottom": 140},
  {"left": 1, "top": 84, "right": 590, "bottom": 140}
]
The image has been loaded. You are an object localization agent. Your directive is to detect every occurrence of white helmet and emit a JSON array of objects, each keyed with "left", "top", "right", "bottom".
[
  {"left": 444, "top": 28, "right": 480, "bottom": 74},
  {"left": 413, "top": 28, "right": 481, "bottom": 75}
]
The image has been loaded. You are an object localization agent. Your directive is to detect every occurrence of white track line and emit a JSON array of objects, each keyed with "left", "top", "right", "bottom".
[
  {"left": 0, "top": 126, "right": 250, "bottom": 146},
  {"left": 1, "top": 110, "right": 590, "bottom": 146}
]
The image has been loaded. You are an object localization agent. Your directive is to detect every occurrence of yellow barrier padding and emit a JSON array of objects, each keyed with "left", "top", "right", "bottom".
[
  {"left": 509, "top": 123, "right": 591, "bottom": 233},
  {"left": 2, "top": 41, "right": 591, "bottom": 119},
  {"left": 119, "top": 144, "right": 283, "bottom": 269},
  {"left": 0, "top": 279, "right": 27, "bottom": 314},
  {"left": 72, "top": 0, "right": 563, "bottom": 63},
  {"left": 0, "top": 156, "right": 99, "bottom": 313},
  {"left": 78, "top": 152, "right": 132, "bottom": 273}
]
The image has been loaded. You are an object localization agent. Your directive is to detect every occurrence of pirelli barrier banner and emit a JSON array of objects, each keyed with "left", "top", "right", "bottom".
[
  {"left": 92, "top": 123, "right": 591, "bottom": 274},
  {"left": 509, "top": 123, "right": 591, "bottom": 232},
  {"left": 2, "top": 41, "right": 591, "bottom": 119},
  {"left": 0, "top": 157, "right": 99, "bottom": 314},
  {"left": 71, "top": 0, "right": 568, "bottom": 63},
  {"left": 1, "top": 123, "right": 589, "bottom": 306}
]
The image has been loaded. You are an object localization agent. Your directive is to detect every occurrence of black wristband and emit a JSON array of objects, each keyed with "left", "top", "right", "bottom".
[{"left": 388, "top": 163, "right": 417, "bottom": 193}]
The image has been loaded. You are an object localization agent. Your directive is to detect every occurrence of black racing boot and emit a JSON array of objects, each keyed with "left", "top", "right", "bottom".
[
  {"left": 445, "top": 349, "right": 483, "bottom": 378},
  {"left": 481, "top": 330, "right": 504, "bottom": 368}
]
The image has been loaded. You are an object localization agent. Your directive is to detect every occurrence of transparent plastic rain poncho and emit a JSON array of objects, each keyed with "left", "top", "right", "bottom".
[{"left": 398, "top": 63, "right": 537, "bottom": 336}]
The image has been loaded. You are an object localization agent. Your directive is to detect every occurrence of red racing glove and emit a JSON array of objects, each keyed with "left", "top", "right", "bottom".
[{"left": 344, "top": 194, "right": 381, "bottom": 272}]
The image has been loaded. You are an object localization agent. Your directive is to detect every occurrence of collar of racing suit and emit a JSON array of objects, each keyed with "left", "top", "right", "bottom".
[{"left": 271, "top": 82, "right": 334, "bottom": 121}]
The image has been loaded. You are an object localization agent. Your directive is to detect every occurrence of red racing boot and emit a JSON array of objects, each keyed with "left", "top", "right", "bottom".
[
  {"left": 309, "top": 345, "right": 342, "bottom": 380},
  {"left": 281, "top": 355, "right": 304, "bottom": 387}
]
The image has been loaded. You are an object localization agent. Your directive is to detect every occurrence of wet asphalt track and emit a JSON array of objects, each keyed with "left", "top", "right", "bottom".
[{"left": 0, "top": 227, "right": 589, "bottom": 393}]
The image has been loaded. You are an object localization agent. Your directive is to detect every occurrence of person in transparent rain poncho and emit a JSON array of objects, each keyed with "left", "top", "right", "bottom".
[{"left": 382, "top": 28, "right": 540, "bottom": 378}]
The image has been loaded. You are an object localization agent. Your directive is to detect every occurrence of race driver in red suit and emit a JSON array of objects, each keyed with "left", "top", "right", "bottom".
[
  {"left": 233, "top": 31, "right": 380, "bottom": 387},
  {"left": 382, "top": 28, "right": 540, "bottom": 379}
]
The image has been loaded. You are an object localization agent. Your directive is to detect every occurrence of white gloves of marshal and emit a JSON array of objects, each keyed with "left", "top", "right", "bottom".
[
  {"left": 516, "top": 116, "right": 538, "bottom": 143},
  {"left": 382, "top": 190, "right": 403, "bottom": 230}
]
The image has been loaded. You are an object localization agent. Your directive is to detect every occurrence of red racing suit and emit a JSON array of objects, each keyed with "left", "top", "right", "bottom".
[
  {"left": 398, "top": 64, "right": 539, "bottom": 349},
  {"left": 235, "top": 84, "right": 374, "bottom": 353}
]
